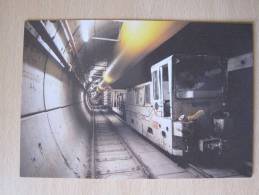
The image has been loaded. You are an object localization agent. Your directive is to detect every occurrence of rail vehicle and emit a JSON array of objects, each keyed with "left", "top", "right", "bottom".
[
  {"left": 110, "top": 54, "right": 234, "bottom": 161},
  {"left": 109, "top": 89, "right": 127, "bottom": 118}
]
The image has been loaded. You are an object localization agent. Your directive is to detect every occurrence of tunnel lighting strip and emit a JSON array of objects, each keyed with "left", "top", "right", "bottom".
[
  {"left": 80, "top": 20, "right": 93, "bottom": 42},
  {"left": 91, "top": 36, "right": 119, "bottom": 42}
]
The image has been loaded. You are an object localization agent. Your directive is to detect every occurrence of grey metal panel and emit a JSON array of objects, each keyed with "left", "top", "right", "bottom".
[
  {"left": 21, "top": 43, "right": 47, "bottom": 116},
  {"left": 228, "top": 53, "right": 253, "bottom": 72},
  {"left": 44, "top": 58, "right": 74, "bottom": 109}
]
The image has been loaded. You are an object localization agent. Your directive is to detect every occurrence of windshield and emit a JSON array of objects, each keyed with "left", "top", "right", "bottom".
[{"left": 175, "top": 56, "right": 225, "bottom": 99}]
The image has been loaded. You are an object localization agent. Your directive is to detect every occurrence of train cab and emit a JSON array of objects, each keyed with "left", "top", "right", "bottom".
[{"left": 150, "top": 55, "right": 228, "bottom": 159}]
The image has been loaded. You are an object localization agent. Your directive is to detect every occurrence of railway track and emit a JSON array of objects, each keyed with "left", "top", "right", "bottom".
[
  {"left": 186, "top": 162, "right": 243, "bottom": 178},
  {"left": 91, "top": 109, "right": 152, "bottom": 179},
  {"left": 90, "top": 109, "right": 244, "bottom": 179},
  {"left": 112, "top": 112, "right": 243, "bottom": 178}
]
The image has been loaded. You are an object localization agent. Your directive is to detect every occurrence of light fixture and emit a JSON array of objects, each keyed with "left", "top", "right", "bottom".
[{"left": 80, "top": 20, "right": 94, "bottom": 42}]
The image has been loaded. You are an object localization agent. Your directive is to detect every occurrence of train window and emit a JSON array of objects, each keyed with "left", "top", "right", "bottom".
[
  {"left": 175, "top": 57, "right": 225, "bottom": 99},
  {"left": 135, "top": 87, "right": 144, "bottom": 106},
  {"left": 152, "top": 71, "right": 159, "bottom": 100},
  {"left": 159, "top": 70, "right": 162, "bottom": 97},
  {"left": 114, "top": 93, "right": 117, "bottom": 107},
  {"left": 145, "top": 85, "right": 150, "bottom": 104},
  {"left": 162, "top": 65, "right": 168, "bottom": 81},
  {"left": 135, "top": 88, "right": 139, "bottom": 105}
]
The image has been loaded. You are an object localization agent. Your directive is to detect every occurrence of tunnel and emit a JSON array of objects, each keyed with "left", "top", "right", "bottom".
[
  {"left": 20, "top": 20, "right": 253, "bottom": 178},
  {"left": 21, "top": 30, "right": 93, "bottom": 177}
]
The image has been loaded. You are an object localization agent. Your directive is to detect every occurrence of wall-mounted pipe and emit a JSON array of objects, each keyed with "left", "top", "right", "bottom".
[
  {"left": 61, "top": 20, "right": 78, "bottom": 57},
  {"left": 30, "top": 21, "right": 71, "bottom": 70}
]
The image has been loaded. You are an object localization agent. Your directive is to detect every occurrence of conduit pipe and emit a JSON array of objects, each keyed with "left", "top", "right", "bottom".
[{"left": 61, "top": 20, "right": 78, "bottom": 57}]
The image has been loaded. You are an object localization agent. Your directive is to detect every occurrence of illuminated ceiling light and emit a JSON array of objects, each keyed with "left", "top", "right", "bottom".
[
  {"left": 119, "top": 21, "right": 176, "bottom": 55},
  {"left": 103, "top": 72, "right": 113, "bottom": 84},
  {"left": 80, "top": 20, "right": 94, "bottom": 42},
  {"left": 88, "top": 77, "right": 93, "bottom": 82}
]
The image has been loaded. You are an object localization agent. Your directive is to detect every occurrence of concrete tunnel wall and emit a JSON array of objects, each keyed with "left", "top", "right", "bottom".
[{"left": 20, "top": 33, "right": 92, "bottom": 178}]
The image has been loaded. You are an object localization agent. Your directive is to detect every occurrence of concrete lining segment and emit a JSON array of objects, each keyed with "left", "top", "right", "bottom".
[
  {"left": 21, "top": 35, "right": 92, "bottom": 178},
  {"left": 20, "top": 104, "right": 92, "bottom": 178}
]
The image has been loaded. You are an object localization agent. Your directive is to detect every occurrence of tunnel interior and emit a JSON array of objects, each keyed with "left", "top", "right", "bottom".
[
  {"left": 21, "top": 31, "right": 92, "bottom": 177},
  {"left": 20, "top": 20, "right": 253, "bottom": 178}
]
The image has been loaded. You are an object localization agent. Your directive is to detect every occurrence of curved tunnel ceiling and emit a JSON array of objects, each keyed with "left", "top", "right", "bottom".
[
  {"left": 68, "top": 20, "right": 122, "bottom": 74},
  {"left": 52, "top": 20, "right": 252, "bottom": 89}
]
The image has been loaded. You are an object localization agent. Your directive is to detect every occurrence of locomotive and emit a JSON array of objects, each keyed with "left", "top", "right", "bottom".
[{"left": 110, "top": 55, "right": 233, "bottom": 161}]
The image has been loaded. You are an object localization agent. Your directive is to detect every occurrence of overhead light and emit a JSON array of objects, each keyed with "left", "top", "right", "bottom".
[
  {"left": 91, "top": 36, "right": 119, "bottom": 42},
  {"left": 88, "top": 77, "right": 93, "bottom": 82},
  {"left": 80, "top": 20, "right": 94, "bottom": 42}
]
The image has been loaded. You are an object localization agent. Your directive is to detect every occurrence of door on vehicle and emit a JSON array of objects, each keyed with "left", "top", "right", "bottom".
[{"left": 151, "top": 56, "right": 172, "bottom": 117}]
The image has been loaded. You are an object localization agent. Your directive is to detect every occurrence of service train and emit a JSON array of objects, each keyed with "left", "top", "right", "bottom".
[{"left": 109, "top": 55, "right": 233, "bottom": 161}]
